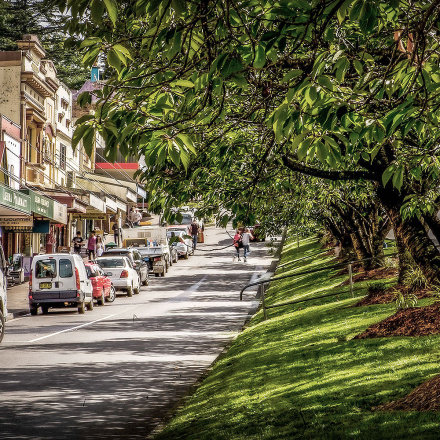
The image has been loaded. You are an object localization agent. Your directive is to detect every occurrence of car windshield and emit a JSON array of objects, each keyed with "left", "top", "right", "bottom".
[
  {"left": 97, "top": 258, "right": 125, "bottom": 268},
  {"left": 85, "top": 266, "right": 97, "bottom": 277}
]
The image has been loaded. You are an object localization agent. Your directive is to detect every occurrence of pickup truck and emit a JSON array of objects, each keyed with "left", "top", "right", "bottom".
[{"left": 137, "top": 246, "right": 168, "bottom": 277}]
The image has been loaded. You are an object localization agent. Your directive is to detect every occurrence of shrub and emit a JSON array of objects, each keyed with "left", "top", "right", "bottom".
[
  {"left": 402, "top": 266, "right": 428, "bottom": 292},
  {"left": 394, "top": 289, "right": 418, "bottom": 310},
  {"left": 367, "top": 281, "right": 387, "bottom": 295}
]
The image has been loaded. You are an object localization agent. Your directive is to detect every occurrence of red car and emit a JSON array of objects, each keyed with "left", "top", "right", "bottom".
[{"left": 85, "top": 263, "right": 115, "bottom": 305}]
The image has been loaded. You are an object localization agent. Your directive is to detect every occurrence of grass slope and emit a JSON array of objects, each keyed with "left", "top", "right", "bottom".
[{"left": 155, "top": 237, "right": 440, "bottom": 440}]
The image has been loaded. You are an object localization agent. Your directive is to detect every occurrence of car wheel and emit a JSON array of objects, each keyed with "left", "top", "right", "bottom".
[
  {"left": 87, "top": 297, "right": 94, "bottom": 311},
  {"left": 42, "top": 305, "right": 49, "bottom": 315},
  {"left": 169, "top": 257, "right": 173, "bottom": 267},
  {"left": 184, "top": 252, "right": 189, "bottom": 260},
  {"left": 30, "top": 306, "right": 38, "bottom": 316},
  {"left": 78, "top": 302, "right": 85, "bottom": 314},
  {"left": 106, "top": 286, "right": 116, "bottom": 302},
  {"left": 0, "top": 310, "right": 4, "bottom": 343},
  {"left": 99, "top": 289, "right": 105, "bottom": 306},
  {"left": 142, "top": 277, "right": 148, "bottom": 286},
  {"left": 127, "top": 285, "right": 133, "bottom": 297},
  {"left": 134, "top": 279, "right": 140, "bottom": 294}
]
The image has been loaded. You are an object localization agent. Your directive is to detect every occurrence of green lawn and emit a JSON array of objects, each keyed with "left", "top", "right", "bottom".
[{"left": 154, "top": 237, "right": 440, "bottom": 440}]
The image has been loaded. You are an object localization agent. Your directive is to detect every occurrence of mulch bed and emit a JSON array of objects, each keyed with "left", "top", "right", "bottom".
[
  {"left": 354, "top": 303, "right": 440, "bottom": 339},
  {"left": 373, "top": 374, "right": 440, "bottom": 412},
  {"left": 354, "top": 284, "right": 431, "bottom": 307}
]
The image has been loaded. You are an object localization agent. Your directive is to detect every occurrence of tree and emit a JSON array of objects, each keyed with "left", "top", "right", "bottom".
[
  {"left": 0, "top": 0, "right": 89, "bottom": 89},
  {"left": 55, "top": 0, "right": 440, "bottom": 281}
]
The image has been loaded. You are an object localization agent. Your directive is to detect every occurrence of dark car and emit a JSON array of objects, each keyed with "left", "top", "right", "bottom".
[
  {"left": 101, "top": 248, "right": 149, "bottom": 286},
  {"left": 248, "top": 225, "right": 266, "bottom": 242}
]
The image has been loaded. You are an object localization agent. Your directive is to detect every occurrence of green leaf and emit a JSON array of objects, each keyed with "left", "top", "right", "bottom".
[
  {"left": 171, "top": 0, "right": 186, "bottom": 16},
  {"left": 80, "top": 37, "right": 102, "bottom": 48},
  {"left": 107, "top": 49, "right": 122, "bottom": 71},
  {"left": 382, "top": 164, "right": 396, "bottom": 187},
  {"left": 253, "top": 45, "right": 266, "bottom": 69},
  {"left": 282, "top": 70, "right": 303, "bottom": 83},
  {"left": 317, "top": 75, "right": 334, "bottom": 91},
  {"left": 292, "top": 131, "right": 309, "bottom": 150},
  {"left": 315, "top": 140, "right": 328, "bottom": 163},
  {"left": 83, "top": 127, "right": 95, "bottom": 157},
  {"left": 353, "top": 59, "right": 363, "bottom": 75},
  {"left": 82, "top": 45, "right": 101, "bottom": 66},
  {"left": 103, "top": 0, "right": 118, "bottom": 25},
  {"left": 172, "top": 79, "right": 195, "bottom": 88},
  {"left": 168, "top": 141, "right": 181, "bottom": 167},
  {"left": 297, "top": 138, "right": 312, "bottom": 160},
  {"left": 392, "top": 164, "right": 404, "bottom": 191},
  {"left": 90, "top": 0, "right": 105, "bottom": 23}
]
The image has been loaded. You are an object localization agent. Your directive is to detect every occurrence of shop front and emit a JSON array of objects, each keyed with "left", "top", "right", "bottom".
[
  {"left": 0, "top": 185, "right": 31, "bottom": 261},
  {"left": 19, "top": 189, "right": 68, "bottom": 255}
]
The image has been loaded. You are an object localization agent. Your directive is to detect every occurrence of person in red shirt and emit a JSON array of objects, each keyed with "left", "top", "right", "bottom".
[
  {"left": 87, "top": 231, "right": 97, "bottom": 261},
  {"left": 232, "top": 230, "right": 242, "bottom": 261}
]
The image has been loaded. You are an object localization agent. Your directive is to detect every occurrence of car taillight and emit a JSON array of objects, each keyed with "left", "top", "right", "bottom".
[
  {"left": 120, "top": 270, "right": 129, "bottom": 278},
  {"left": 154, "top": 257, "right": 161, "bottom": 261},
  {"left": 29, "top": 269, "right": 33, "bottom": 296},
  {"left": 75, "top": 267, "right": 80, "bottom": 290}
]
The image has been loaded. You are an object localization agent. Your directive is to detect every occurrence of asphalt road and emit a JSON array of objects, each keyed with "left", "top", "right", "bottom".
[{"left": 0, "top": 227, "right": 274, "bottom": 439}]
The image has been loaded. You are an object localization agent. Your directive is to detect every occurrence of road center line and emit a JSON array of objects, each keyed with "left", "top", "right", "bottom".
[{"left": 29, "top": 314, "right": 117, "bottom": 343}]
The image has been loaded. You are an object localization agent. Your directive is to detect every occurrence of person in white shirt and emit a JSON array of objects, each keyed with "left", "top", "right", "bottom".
[{"left": 241, "top": 228, "right": 254, "bottom": 262}]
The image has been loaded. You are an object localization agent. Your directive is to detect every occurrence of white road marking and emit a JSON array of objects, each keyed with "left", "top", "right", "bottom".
[
  {"left": 29, "top": 314, "right": 117, "bottom": 343},
  {"left": 186, "top": 276, "right": 207, "bottom": 292}
]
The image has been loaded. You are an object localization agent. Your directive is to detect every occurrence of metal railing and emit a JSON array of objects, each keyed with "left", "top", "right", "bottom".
[{"left": 240, "top": 252, "right": 398, "bottom": 320}]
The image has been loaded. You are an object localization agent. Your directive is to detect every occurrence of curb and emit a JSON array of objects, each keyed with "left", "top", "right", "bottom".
[{"left": 5, "top": 309, "right": 29, "bottom": 321}]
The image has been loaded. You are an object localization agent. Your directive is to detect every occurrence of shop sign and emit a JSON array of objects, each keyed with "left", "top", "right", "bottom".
[
  {"left": 0, "top": 185, "right": 31, "bottom": 214},
  {"left": 0, "top": 216, "right": 33, "bottom": 227},
  {"left": 72, "top": 213, "right": 107, "bottom": 220},
  {"left": 105, "top": 197, "right": 118, "bottom": 212},
  {"left": 53, "top": 202, "right": 68, "bottom": 225},
  {"left": 137, "top": 185, "right": 146, "bottom": 199},
  {"left": 89, "top": 194, "right": 105, "bottom": 212},
  {"left": 20, "top": 189, "right": 54, "bottom": 219},
  {"left": 126, "top": 189, "right": 137, "bottom": 202},
  {"left": 116, "top": 200, "right": 127, "bottom": 212}
]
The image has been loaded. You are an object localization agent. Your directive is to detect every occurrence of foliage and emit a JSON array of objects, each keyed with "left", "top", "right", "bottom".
[
  {"left": 401, "top": 265, "right": 428, "bottom": 292},
  {"left": 367, "top": 281, "right": 387, "bottom": 295},
  {"left": 394, "top": 289, "right": 418, "bottom": 310},
  {"left": 50, "top": 0, "right": 440, "bottom": 280},
  {"left": 0, "top": 0, "right": 89, "bottom": 89}
]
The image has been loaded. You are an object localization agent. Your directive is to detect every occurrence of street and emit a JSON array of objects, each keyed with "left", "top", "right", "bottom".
[{"left": 0, "top": 226, "right": 273, "bottom": 439}]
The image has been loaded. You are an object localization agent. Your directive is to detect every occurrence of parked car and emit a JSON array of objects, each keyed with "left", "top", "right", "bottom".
[
  {"left": 101, "top": 248, "right": 149, "bottom": 286},
  {"left": 137, "top": 247, "right": 168, "bottom": 277},
  {"left": 0, "top": 245, "right": 8, "bottom": 342},
  {"left": 95, "top": 256, "right": 140, "bottom": 296},
  {"left": 248, "top": 225, "right": 266, "bottom": 242},
  {"left": 166, "top": 229, "right": 193, "bottom": 259},
  {"left": 85, "top": 262, "right": 115, "bottom": 305},
  {"left": 29, "top": 253, "right": 93, "bottom": 314}
]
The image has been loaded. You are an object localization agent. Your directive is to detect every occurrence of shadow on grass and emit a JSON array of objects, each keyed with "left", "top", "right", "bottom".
[{"left": 153, "top": 236, "right": 440, "bottom": 440}]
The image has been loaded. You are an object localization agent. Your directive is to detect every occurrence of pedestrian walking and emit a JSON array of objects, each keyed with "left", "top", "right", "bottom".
[
  {"left": 96, "top": 235, "right": 104, "bottom": 257},
  {"left": 112, "top": 220, "right": 120, "bottom": 246},
  {"left": 72, "top": 231, "right": 84, "bottom": 255},
  {"left": 133, "top": 209, "right": 142, "bottom": 226},
  {"left": 241, "top": 228, "right": 254, "bottom": 262},
  {"left": 87, "top": 230, "right": 97, "bottom": 261},
  {"left": 233, "top": 229, "right": 243, "bottom": 261},
  {"left": 190, "top": 219, "right": 199, "bottom": 250}
]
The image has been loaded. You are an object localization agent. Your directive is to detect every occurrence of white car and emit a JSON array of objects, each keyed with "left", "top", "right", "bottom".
[
  {"left": 166, "top": 229, "right": 193, "bottom": 259},
  {"left": 29, "top": 253, "right": 93, "bottom": 314},
  {"left": 96, "top": 256, "right": 140, "bottom": 297}
]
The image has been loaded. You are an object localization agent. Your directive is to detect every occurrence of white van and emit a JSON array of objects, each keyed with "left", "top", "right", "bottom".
[
  {"left": 29, "top": 254, "right": 93, "bottom": 315},
  {"left": 0, "top": 245, "right": 8, "bottom": 342}
]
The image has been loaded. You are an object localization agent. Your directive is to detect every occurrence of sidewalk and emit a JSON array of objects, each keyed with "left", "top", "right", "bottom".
[{"left": 5, "top": 281, "right": 30, "bottom": 320}]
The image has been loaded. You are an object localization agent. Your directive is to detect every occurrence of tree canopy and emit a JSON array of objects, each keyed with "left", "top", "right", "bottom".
[{"left": 52, "top": 0, "right": 440, "bottom": 280}]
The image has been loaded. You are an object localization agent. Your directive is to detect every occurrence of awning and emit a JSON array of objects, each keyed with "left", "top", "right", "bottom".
[
  {"left": 81, "top": 193, "right": 106, "bottom": 213},
  {"left": 115, "top": 199, "right": 127, "bottom": 212},
  {"left": 44, "top": 193, "right": 87, "bottom": 214}
]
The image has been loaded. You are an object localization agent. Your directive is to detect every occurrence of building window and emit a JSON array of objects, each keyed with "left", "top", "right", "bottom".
[{"left": 60, "top": 143, "right": 66, "bottom": 170}]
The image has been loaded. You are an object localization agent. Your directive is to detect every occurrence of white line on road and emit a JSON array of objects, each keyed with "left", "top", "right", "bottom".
[{"left": 29, "top": 314, "right": 117, "bottom": 343}]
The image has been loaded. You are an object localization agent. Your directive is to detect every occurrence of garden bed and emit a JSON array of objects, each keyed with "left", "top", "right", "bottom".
[
  {"left": 374, "top": 373, "right": 440, "bottom": 412},
  {"left": 354, "top": 303, "right": 440, "bottom": 339},
  {"left": 354, "top": 285, "right": 431, "bottom": 307}
]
